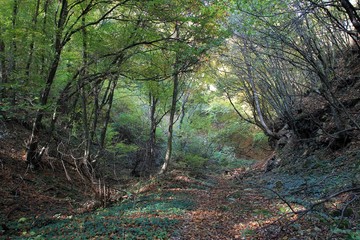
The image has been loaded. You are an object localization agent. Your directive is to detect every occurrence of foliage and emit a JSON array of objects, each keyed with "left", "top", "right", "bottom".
[
  {"left": 211, "top": 146, "right": 254, "bottom": 169},
  {"left": 169, "top": 86, "right": 261, "bottom": 174},
  {"left": 252, "top": 131, "right": 268, "bottom": 151},
  {"left": 177, "top": 153, "right": 208, "bottom": 169},
  {"left": 108, "top": 142, "right": 139, "bottom": 155},
  {"left": 111, "top": 111, "right": 148, "bottom": 144},
  {"left": 331, "top": 229, "right": 360, "bottom": 239},
  {"left": 5, "top": 189, "right": 195, "bottom": 239}
]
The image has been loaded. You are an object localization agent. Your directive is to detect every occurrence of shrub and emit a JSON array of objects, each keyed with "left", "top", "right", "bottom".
[{"left": 182, "top": 154, "right": 208, "bottom": 169}]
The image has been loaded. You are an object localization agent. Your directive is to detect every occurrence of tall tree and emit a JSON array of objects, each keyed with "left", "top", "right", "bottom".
[
  {"left": 160, "top": 23, "right": 181, "bottom": 174},
  {"left": 26, "top": 0, "right": 69, "bottom": 167},
  {"left": 156, "top": 0, "right": 229, "bottom": 174}
]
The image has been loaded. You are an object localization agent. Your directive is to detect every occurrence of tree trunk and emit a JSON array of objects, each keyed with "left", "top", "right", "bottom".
[
  {"left": 0, "top": 39, "right": 7, "bottom": 99},
  {"left": 91, "top": 82, "right": 101, "bottom": 142},
  {"left": 147, "top": 94, "right": 158, "bottom": 170},
  {"left": 179, "top": 91, "right": 190, "bottom": 129},
  {"left": 39, "top": 0, "right": 51, "bottom": 77},
  {"left": 341, "top": 0, "right": 360, "bottom": 34},
  {"left": 78, "top": 14, "right": 97, "bottom": 179},
  {"left": 25, "top": 0, "right": 41, "bottom": 80},
  {"left": 242, "top": 40, "right": 278, "bottom": 138},
  {"left": 99, "top": 79, "right": 117, "bottom": 149},
  {"left": 9, "top": 0, "right": 18, "bottom": 105},
  {"left": 25, "top": 0, "right": 68, "bottom": 167},
  {"left": 49, "top": 80, "right": 73, "bottom": 135},
  {"left": 159, "top": 24, "right": 181, "bottom": 175},
  {"left": 79, "top": 80, "right": 92, "bottom": 177},
  {"left": 159, "top": 69, "right": 179, "bottom": 174},
  {"left": 159, "top": 74, "right": 178, "bottom": 174}
]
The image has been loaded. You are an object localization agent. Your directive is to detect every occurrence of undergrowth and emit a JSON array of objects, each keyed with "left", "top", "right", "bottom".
[{"left": 3, "top": 189, "right": 196, "bottom": 239}]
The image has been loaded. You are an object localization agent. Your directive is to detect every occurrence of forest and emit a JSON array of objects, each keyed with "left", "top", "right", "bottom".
[{"left": 0, "top": 0, "right": 360, "bottom": 239}]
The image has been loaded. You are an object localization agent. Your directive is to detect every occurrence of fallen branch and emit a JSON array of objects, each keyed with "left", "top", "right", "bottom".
[
  {"left": 256, "top": 186, "right": 360, "bottom": 237},
  {"left": 301, "top": 187, "right": 360, "bottom": 214},
  {"left": 260, "top": 186, "right": 297, "bottom": 214},
  {"left": 259, "top": 185, "right": 360, "bottom": 215}
]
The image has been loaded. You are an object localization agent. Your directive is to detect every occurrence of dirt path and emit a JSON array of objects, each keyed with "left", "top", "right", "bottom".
[
  {"left": 180, "top": 179, "right": 261, "bottom": 239},
  {"left": 163, "top": 173, "right": 277, "bottom": 240}
]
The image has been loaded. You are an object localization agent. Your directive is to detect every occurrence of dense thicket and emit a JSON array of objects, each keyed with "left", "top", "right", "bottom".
[{"left": 218, "top": 0, "right": 360, "bottom": 151}]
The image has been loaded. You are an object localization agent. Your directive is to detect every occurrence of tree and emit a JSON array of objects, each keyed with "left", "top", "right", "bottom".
[
  {"left": 219, "top": 0, "right": 359, "bottom": 148},
  {"left": 153, "top": 0, "right": 229, "bottom": 174},
  {"left": 20, "top": 0, "right": 177, "bottom": 171},
  {"left": 25, "top": 0, "right": 69, "bottom": 167},
  {"left": 1, "top": 0, "right": 234, "bottom": 179}
]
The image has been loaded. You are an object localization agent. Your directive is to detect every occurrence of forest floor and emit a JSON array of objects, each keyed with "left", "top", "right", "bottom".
[
  {"left": 2, "top": 164, "right": 359, "bottom": 239},
  {"left": 1, "top": 122, "right": 360, "bottom": 239},
  {"left": 0, "top": 167, "right": 286, "bottom": 239}
]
